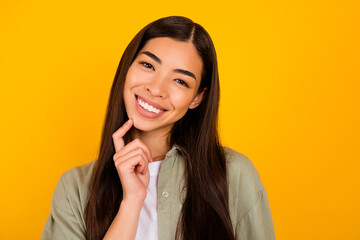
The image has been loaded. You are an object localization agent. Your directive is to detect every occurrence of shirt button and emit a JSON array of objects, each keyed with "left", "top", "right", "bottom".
[{"left": 162, "top": 191, "right": 169, "bottom": 198}]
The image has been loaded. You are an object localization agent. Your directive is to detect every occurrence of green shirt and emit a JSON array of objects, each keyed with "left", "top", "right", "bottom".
[{"left": 41, "top": 146, "right": 275, "bottom": 239}]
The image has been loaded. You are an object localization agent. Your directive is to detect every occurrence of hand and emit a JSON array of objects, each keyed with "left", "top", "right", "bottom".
[{"left": 112, "top": 119, "right": 153, "bottom": 203}]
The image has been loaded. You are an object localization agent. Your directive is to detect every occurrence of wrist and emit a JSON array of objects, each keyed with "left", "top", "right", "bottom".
[
  {"left": 121, "top": 191, "right": 147, "bottom": 205},
  {"left": 120, "top": 198, "right": 144, "bottom": 211}
]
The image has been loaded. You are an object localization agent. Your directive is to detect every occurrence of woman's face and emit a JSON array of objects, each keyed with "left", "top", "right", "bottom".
[{"left": 123, "top": 37, "right": 204, "bottom": 134}]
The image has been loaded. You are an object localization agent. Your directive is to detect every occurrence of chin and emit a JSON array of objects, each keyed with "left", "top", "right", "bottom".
[
  {"left": 132, "top": 116, "right": 174, "bottom": 134},
  {"left": 131, "top": 117, "right": 156, "bottom": 132}
]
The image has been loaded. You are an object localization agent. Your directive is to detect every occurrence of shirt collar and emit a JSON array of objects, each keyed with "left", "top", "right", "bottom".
[{"left": 165, "top": 144, "right": 182, "bottom": 158}]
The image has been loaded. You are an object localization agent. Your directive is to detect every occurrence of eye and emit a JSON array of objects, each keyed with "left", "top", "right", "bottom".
[
  {"left": 140, "top": 61, "right": 154, "bottom": 70},
  {"left": 175, "top": 79, "right": 189, "bottom": 88}
]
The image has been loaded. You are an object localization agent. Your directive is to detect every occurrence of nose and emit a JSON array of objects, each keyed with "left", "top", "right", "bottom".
[{"left": 145, "top": 75, "right": 168, "bottom": 98}]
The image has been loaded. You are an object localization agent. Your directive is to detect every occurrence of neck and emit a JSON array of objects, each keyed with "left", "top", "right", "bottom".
[{"left": 132, "top": 128, "right": 171, "bottom": 162}]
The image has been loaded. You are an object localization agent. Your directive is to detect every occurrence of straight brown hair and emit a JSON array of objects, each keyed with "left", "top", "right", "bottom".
[{"left": 84, "top": 16, "right": 235, "bottom": 240}]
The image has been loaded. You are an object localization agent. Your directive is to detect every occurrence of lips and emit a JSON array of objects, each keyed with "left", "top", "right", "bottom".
[
  {"left": 137, "top": 95, "right": 166, "bottom": 110},
  {"left": 135, "top": 95, "right": 168, "bottom": 117}
]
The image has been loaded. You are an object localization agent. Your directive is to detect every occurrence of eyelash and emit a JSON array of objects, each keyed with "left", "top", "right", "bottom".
[
  {"left": 139, "top": 61, "right": 189, "bottom": 88},
  {"left": 175, "top": 79, "right": 189, "bottom": 88},
  {"left": 140, "top": 61, "right": 154, "bottom": 70}
]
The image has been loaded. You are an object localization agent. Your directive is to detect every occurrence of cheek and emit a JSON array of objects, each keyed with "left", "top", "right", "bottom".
[
  {"left": 169, "top": 88, "right": 195, "bottom": 110},
  {"left": 125, "top": 73, "right": 138, "bottom": 88},
  {"left": 125, "top": 66, "right": 147, "bottom": 87}
]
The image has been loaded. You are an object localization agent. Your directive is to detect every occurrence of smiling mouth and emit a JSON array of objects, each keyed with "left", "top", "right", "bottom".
[{"left": 136, "top": 95, "right": 166, "bottom": 114}]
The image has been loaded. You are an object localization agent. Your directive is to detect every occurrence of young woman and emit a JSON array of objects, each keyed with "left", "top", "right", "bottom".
[{"left": 42, "top": 16, "right": 275, "bottom": 240}]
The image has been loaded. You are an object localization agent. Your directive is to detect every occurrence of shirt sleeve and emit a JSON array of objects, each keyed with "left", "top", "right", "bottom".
[
  {"left": 235, "top": 188, "right": 275, "bottom": 240},
  {"left": 41, "top": 173, "right": 86, "bottom": 240}
]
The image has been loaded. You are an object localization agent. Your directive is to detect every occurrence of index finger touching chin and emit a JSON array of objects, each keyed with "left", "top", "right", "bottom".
[{"left": 112, "top": 119, "right": 133, "bottom": 152}]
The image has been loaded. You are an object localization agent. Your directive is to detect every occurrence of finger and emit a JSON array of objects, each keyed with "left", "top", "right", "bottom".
[
  {"left": 134, "top": 158, "right": 149, "bottom": 175},
  {"left": 112, "top": 119, "right": 133, "bottom": 152},
  {"left": 136, "top": 164, "right": 148, "bottom": 175},
  {"left": 115, "top": 141, "right": 151, "bottom": 163},
  {"left": 116, "top": 154, "right": 148, "bottom": 176},
  {"left": 114, "top": 149, "right": 149, "bottom": 175},
  {"left": 114, "top": 148, "right": 148, "bottom": 167},
  {"left": 114, "top": 139, "right": 153, "bottom": 162}
]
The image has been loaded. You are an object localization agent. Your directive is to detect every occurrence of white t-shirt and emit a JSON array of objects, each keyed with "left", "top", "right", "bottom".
[{"left": 135, "top": 160, "right": 163, "bottom": 240}]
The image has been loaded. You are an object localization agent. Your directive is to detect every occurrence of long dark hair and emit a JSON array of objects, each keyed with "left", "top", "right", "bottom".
[{"left": 84, "top": 16, "right": 235, "bottom": 240}]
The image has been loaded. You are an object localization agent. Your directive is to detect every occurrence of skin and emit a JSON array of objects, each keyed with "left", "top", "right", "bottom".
[
  {"left": 103, "top": 37, "right": 205, "bottom": 240},
  {"left": 123, "top": 37, "right": 204, "bottom": 161}
]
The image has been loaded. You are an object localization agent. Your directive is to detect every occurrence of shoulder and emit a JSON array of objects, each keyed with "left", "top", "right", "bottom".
[
  {"left": 60, "top": 160, "right": 95, "bottom": 190},
  {"left": 223, "top": 148, "right": 275, "bottom": 238},
  {"left": 51, "top": 161, "right": 95, "bottom": 216},
  {"left": 223, "top": 147, "right": 256, "bottom": 170},
  {"left": 224, "top": 147, "right": 264, "bottom": 191},
  {"left": 223, "top": 147, "right": 266, "bottom": 216},
  {"left": 41, "top": 161, "right": 96, "bottom": 239}
]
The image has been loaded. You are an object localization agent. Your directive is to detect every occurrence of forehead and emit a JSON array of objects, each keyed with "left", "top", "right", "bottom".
[{"left": 139, "top": 37, "right": 203, "bottom": 79}]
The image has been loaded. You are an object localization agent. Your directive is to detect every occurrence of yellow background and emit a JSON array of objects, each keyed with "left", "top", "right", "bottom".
[{"left": 1, "top": 0, "right": 359, "bottom": 239}]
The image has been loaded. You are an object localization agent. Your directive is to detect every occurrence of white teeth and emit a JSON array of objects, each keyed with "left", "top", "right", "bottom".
[{"left": 137, "top": 97, "right": 163, "bottom": 113}]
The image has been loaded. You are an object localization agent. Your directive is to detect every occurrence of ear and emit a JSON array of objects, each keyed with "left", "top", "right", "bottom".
[{"left": 189, "top": 88, "right": 206, "bottom": 109}]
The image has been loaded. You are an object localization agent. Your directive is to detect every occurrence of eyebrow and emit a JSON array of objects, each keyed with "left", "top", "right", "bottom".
[{"left": 140, "top": 51, "right": 197, "bottom": 81}]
